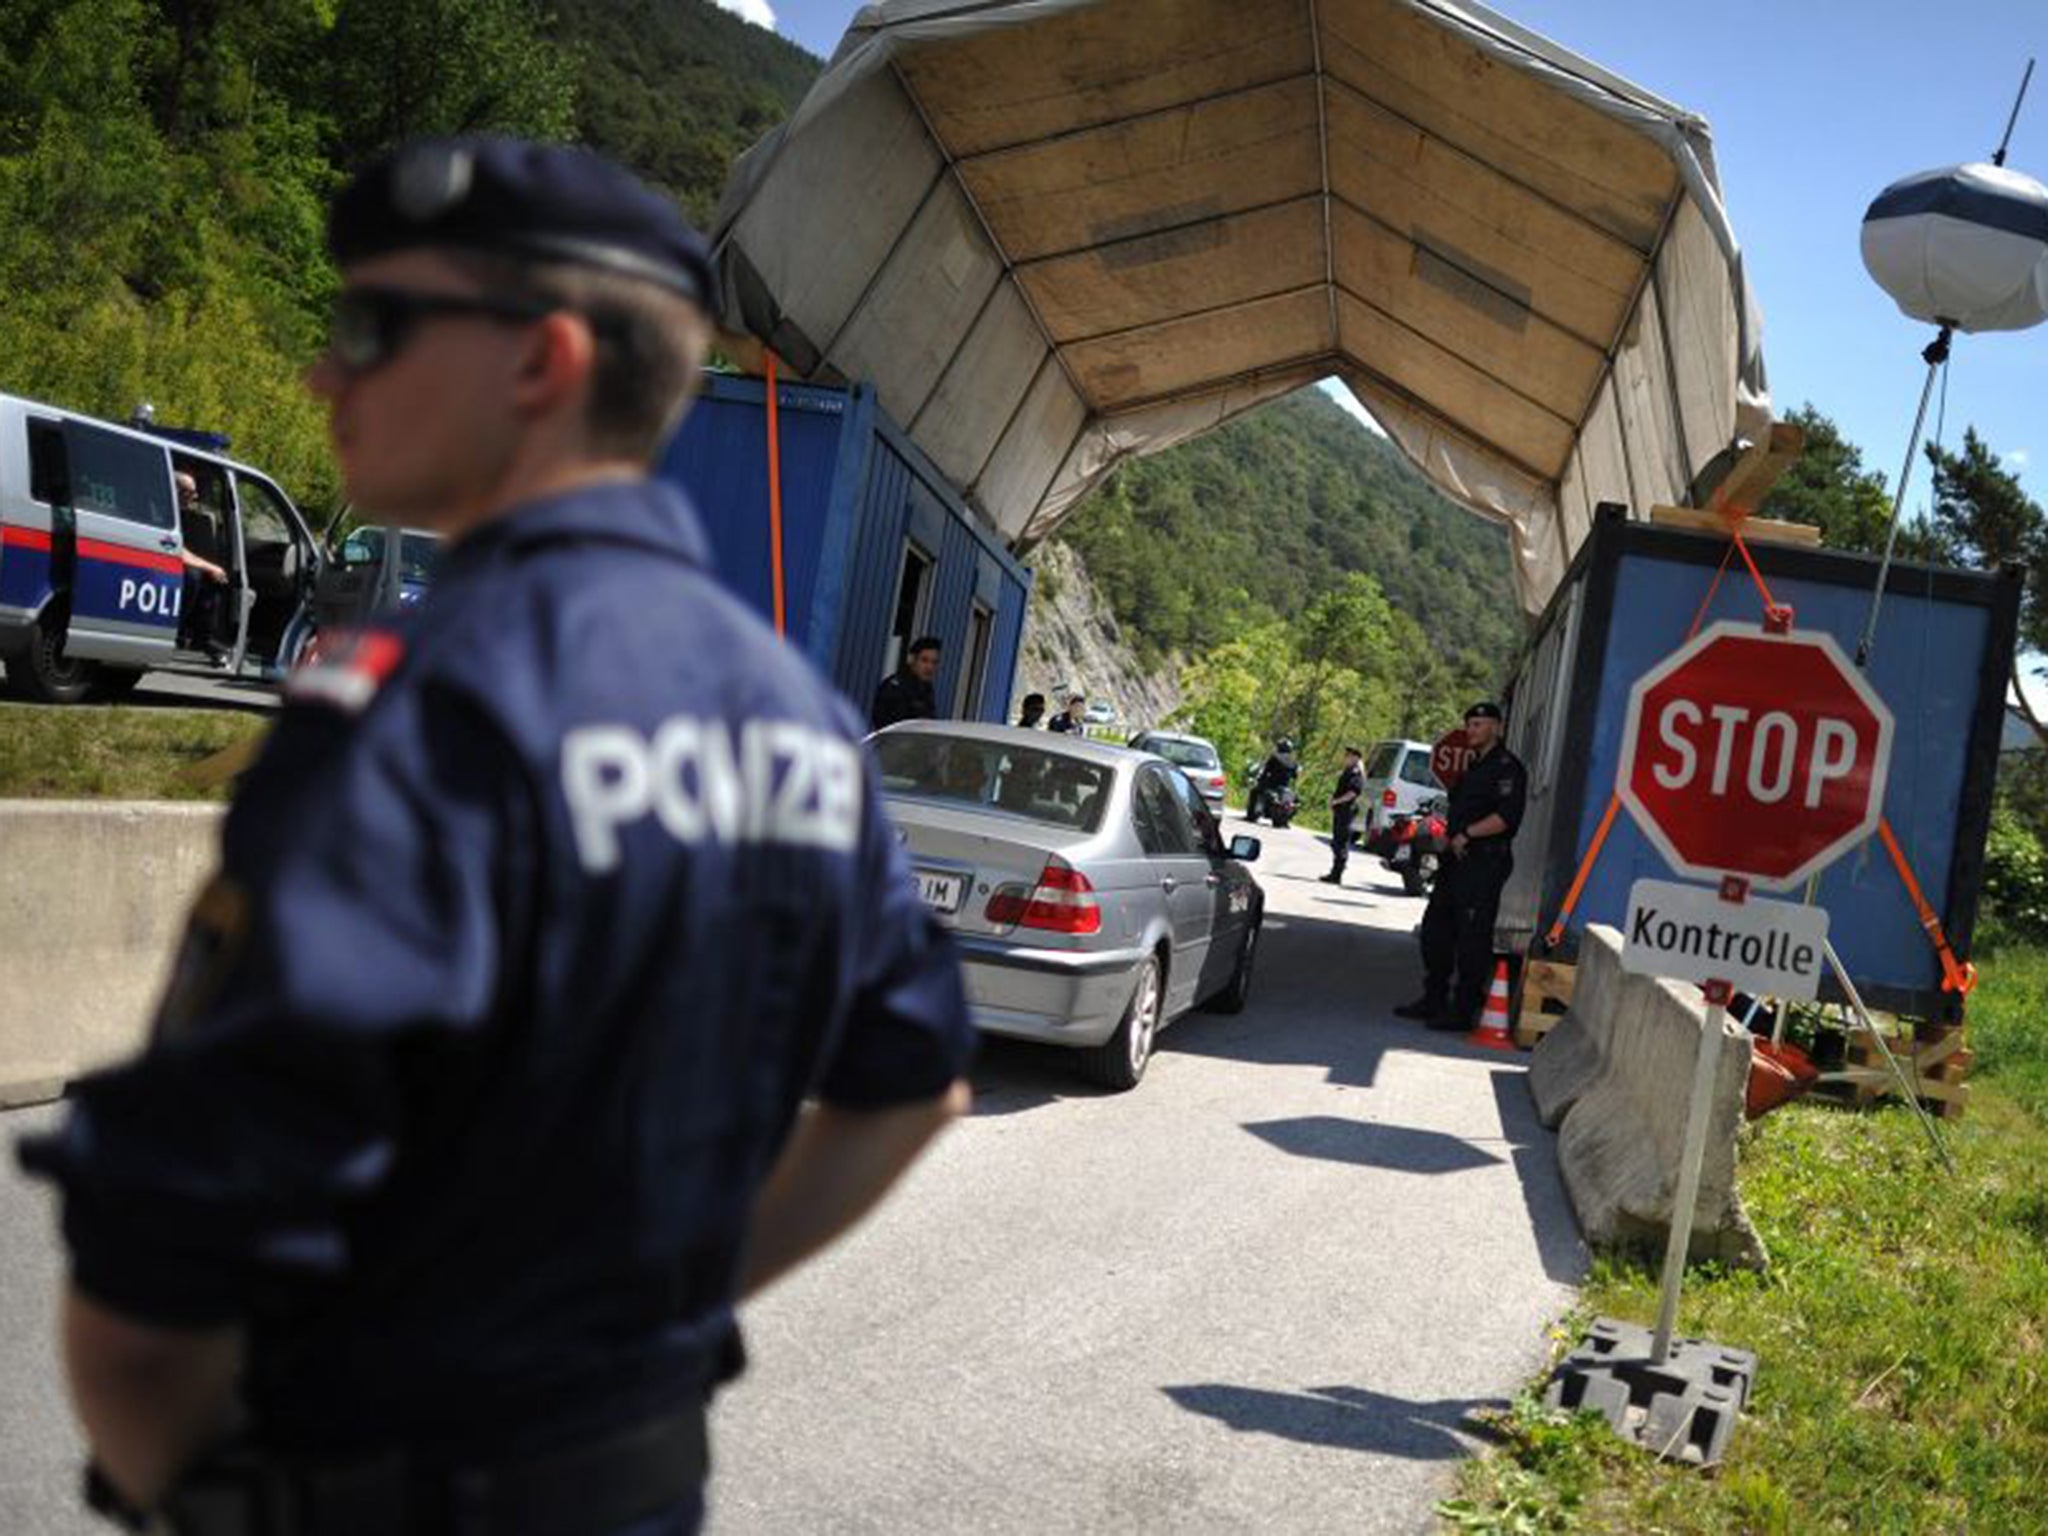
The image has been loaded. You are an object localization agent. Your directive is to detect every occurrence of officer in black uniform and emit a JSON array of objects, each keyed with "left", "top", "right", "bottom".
[
  {"left": 19, "top": 136, "right": 973, "bottom": 1536},
  {"left": 1394, "top": 702, "right": 1526, "bottom": 1030},
  {"left": 1320, "top": 745, "right": 1365, "bottom": 884},
  {"left": 869, "top": 635, "right": 940, "bottom": 729}
]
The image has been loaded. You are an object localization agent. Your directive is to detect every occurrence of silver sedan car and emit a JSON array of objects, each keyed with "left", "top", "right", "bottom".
[{"left": 871, "top": 722, "right": 1264, "bottom": 1089}]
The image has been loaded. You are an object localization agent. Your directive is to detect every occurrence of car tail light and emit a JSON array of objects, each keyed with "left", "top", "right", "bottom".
[
  {"left": 1382, "top": 787, "right": 1398, "bottom": 807},
  {"left": 1208, "top": 773, "right": 1226, "bottom": 789},
  {"left": 984, "top": 858, "right": 1103, "bottom": 934}
]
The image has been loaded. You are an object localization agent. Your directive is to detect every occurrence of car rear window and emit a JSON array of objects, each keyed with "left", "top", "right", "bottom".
[
  {"left": 1146, "top": 737, "right": 1220, "bottom": 771},
  {"left": 875, "top": 733, "right": 1113, "bottom": 833},
  {"left": 1399, "top": 751, "right": 1439, "bottom": 787},
  {"left": 1365, "top": 743, "right": 1400, "bottom": 779}
]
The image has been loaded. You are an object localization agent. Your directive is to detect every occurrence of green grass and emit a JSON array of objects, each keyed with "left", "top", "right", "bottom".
[
  {"left": 0, "top": 701, "right": 269, "bottom": 801},
  {"left": 1445, "top": 948, "right": 2048, "bottom": 1534}
]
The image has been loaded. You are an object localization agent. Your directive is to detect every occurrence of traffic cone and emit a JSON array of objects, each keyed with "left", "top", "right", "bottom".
[{"left": 1471, "top": 959, "right": 1516, "bottom": 1051}]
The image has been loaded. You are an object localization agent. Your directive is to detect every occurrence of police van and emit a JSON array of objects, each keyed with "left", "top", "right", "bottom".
[{"left": 0, "top": 391, "right": 321, "bottom": 702}]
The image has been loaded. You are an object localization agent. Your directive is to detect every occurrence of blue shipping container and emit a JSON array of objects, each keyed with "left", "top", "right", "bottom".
[
  {"left": 1498, "top": 508, "right": 2020, "bottom": 1023},
  {"left": 657, "top": 375, "right": 1033, "bottom": 724}
]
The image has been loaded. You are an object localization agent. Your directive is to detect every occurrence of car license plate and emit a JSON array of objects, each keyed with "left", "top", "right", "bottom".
[{"left": 914, "top": 868, "right": 966, "bottom": 914}]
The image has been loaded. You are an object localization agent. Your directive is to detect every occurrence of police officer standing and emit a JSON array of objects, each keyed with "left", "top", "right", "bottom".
[
  {"left": 1320, "top": 745, "right": 1364, "bottom": 884},
  {"left": 20, "top": 137, "right": 973, "bottom": 1536},
  {"left": 1395, "top": 702, "right": 1526, "bottom": 1030}
]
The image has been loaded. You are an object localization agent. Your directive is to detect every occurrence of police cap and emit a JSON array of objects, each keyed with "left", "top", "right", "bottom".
[
  {"left": 1464, "top": 701, "right": 1505, "bottom": 723},
  {"left": 329, "top": 136, "right": 715, "bottom": 313}
]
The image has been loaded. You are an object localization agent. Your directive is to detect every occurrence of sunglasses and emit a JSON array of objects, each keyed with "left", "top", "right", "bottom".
[{"left": 325, "top": 286, "right": 557, "bottom": 374}]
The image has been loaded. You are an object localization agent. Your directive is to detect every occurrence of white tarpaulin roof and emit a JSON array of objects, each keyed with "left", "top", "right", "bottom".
[{"left": 712, "top": 0, "right": 1771, "bottom": 612}]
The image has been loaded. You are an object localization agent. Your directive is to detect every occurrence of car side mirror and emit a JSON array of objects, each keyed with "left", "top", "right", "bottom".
[{"left": 1229, "top": 834, "right": 1261, "bottom": 862}]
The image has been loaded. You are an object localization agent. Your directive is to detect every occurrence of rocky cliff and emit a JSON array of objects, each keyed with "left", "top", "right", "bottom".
[{"left": 1013, "top": 540, "right": 1181, "bottom": 735}]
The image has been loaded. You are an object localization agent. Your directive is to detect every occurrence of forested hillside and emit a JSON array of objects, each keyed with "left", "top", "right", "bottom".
[
  {"left": 1058, "top": 389, "right": 1519, "bottom": 680},
  {"left": 558, "top": 0, "right": 821, "bottom": 227}
]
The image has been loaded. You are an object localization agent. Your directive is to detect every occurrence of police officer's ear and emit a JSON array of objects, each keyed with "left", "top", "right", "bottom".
[{"left": 509, "top": 310, "right": 600, "bottom": 420}]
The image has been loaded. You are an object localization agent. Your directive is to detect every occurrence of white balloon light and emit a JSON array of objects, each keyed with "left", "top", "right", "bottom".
[{"left": 1861, "top": 161, "right": 2048, "bottom": 333}]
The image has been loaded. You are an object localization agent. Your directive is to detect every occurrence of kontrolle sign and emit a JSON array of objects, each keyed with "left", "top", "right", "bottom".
[
  {"left": 1622, "top": 879, "right": 1830, "bottom": 1000},
  {"left": 1616, "top": 623, "right": 1894, "bottom": 889}
]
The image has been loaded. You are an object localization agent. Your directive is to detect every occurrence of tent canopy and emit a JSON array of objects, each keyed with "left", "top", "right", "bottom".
[{"left": 713, "top": 0, "right": 1770, "bottom": 612}]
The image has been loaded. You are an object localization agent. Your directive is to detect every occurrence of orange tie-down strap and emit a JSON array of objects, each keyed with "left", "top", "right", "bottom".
[{"left": 1877, "top": 818, "right": 1978, "bottom": 995}]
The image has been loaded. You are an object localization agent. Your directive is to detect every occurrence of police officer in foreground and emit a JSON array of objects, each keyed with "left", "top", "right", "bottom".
[
  {"left": 1394, "top": 702, "right": 1526, "bottom": 1030},
  {"left": 20, "top": 137, "right": 973, "bottom": 1535}
]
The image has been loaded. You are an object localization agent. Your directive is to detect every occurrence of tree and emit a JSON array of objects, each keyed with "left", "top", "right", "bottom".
[
  {"left": 1925, "top": 428, "right": 2048, "bottom": 746},
  {"left": 325, "top": 0, "right": 576, "bottom": 165}
]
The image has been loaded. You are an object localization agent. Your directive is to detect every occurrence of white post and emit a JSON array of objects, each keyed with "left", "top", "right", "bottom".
[{"left": 1651, "top": 982, "right": 1727, "bottom": 1363}]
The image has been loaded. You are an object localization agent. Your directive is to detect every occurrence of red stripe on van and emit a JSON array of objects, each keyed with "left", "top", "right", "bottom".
[
  {"left": 1, "top": 526, "right": 54, "bottom": 554},
  {"left": 76, "top": 536, "right": 182, "bottom": 576}
]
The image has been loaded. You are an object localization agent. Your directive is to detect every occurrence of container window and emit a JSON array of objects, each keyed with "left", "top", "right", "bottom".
[
  {"left": 887, "top": 541, "right": 933, "bottom": 673},
  {"left": 956, "top": 602, "right": 994, "bottom": 719}
]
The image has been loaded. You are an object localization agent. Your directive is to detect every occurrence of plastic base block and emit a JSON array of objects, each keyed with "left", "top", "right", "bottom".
[{"left": 1542, "top": 1317, "right": 1758, "bottom": 1467}]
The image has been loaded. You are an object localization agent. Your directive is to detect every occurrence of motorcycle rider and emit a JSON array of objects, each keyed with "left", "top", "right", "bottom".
[{"left": 1249, "top": 737, "right": 1299, "bottom": 823}]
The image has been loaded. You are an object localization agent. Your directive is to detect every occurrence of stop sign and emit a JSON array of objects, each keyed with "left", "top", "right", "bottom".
[
  {"left": 1431, "top": 728, "right": 1476, "bottom": 789},
  {"left": 1617, "top": 622, "right": 1894, "bottom": 888}
]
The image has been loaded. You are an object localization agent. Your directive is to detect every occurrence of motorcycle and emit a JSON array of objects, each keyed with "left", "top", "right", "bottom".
[
  {"left": 1242, "top": 761, "right": 1300, "bottom": 828},
  {"left": 1373, "top": 792, "right": 1448, "bottom": 896}
]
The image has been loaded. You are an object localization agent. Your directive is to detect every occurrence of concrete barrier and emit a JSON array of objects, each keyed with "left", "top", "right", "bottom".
[
  {"left": 1527, "top": 924, "right": 1764, "bottom": 1270},
  {"left": 0, "top": 801, "right": 222, "bottom": 1106}
]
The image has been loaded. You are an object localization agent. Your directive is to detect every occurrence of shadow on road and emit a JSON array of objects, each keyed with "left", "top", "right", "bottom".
[
  {"left": 1242, "top": 1115, "right": 1503, "bottom": 1175},
  {"left": 1490, "top": 1069, "right": 1589, "bottom": 1285},
  {"left": 965, "top": 1036, "right": 1090, "bottom": 1117},
  {"left": 1160, "top": 1381, "right": 1506, "bottom": 1460}
]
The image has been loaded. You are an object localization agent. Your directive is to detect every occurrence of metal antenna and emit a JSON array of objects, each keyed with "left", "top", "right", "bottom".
[{"left": 1993, "top": 58, "right": 2035, "bottom": 166}]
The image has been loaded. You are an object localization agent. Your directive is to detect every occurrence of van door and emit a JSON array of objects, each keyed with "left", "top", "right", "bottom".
[
  {"left": 0, "top": 414, "right": 67, "bottom": 637},
  {"left": 56, "top": 419, "right": 183, "bottom": 666},
  {"left": 231, "top": 471, "right": 319, "bottom": 669}
]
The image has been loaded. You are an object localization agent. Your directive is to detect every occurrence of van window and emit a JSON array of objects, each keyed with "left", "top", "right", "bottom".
[
  {"left": 62, "top": 422, "right": 173, "bottom": 529},
  {"left": 1365, "top": 743, "right": 1400, "bottom": 780},
  {"left": 235, "top": 474, "right": 293, "bottom": 545},
  {"left": 27, "top": 419, "right": 68, "bottom": 504},
  {"left": 1399, "top": 751, "right": 1440, "bottom": 787}
]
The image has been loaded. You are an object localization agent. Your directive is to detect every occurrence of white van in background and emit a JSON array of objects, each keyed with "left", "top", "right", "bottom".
[{"left": 1360, "top": 738, "right": 1441, "bottom": 841}]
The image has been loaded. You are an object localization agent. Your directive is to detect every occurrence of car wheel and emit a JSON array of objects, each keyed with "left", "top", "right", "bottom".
[
  {"left": 1205, "top": 917, "right": 1259, "bottom": 1015},
  {"left": 1272, "top": 809, "right": 1292, "bottom": 829},
  {"left": 5, "top": 617, "right": 99, "bottom": 704},
  {"left": 1083, "top": 953, "right": 1164, "bottom": 1091}
]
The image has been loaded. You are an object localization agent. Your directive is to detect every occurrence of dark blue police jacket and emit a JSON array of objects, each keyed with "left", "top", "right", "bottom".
[{"left": 21, "top": 479, "right": 974, "bottom": 1463}]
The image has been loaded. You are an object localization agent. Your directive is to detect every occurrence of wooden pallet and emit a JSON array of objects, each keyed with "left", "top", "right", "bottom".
[
  {"left": 1515, "top": 958, "right": 1575, "bottom": 1049},
  {"left": 1820, "top": 1025, "right": 1972, "bottom": 1121}
]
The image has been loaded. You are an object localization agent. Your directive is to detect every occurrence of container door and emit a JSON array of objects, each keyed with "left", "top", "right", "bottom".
[{"left": 59, "top": 419, "right": 182, "bottom": 666}]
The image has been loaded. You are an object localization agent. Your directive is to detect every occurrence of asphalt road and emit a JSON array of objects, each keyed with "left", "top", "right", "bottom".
[
  {"left": 126, "top": 665, "right": 280, "bottom": 713},
  {"left": 0, "top": 816, "right": 1585, "bottom": 1535}
]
